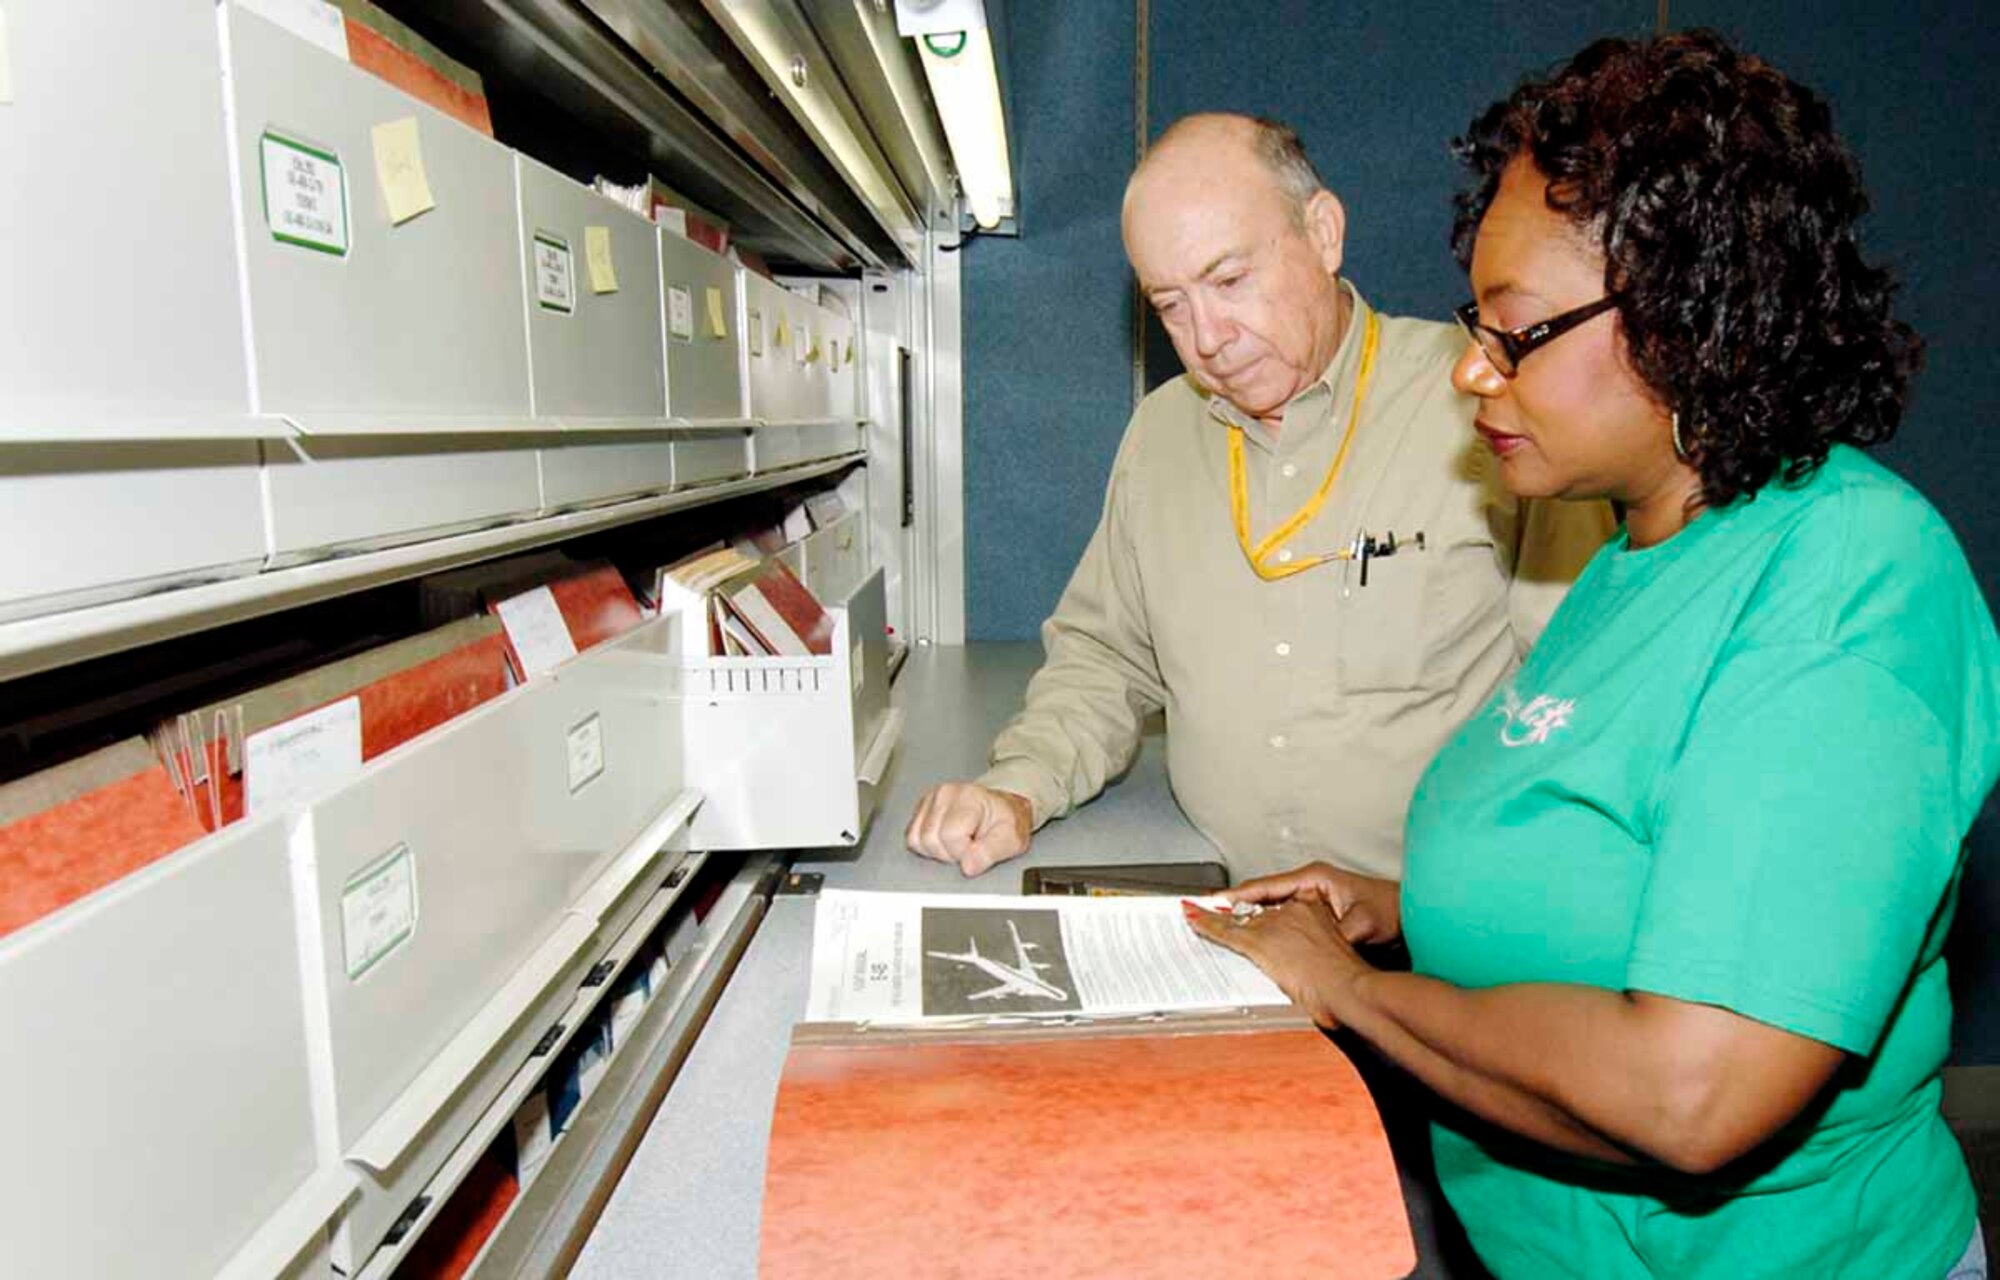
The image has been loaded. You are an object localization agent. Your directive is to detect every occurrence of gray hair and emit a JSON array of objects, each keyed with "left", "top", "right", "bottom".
[{"left": 1248, "top": 117, "right": 1326, "bottom": 225}]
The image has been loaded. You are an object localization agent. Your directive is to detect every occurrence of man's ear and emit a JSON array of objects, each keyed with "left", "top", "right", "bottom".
[{"left": 1304, "top": 190, "right": 1346, "bottom": 277}]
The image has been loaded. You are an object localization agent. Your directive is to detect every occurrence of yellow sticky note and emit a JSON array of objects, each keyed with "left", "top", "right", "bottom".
[
  {"left": 704, "top": 286, "right": 728, "bottom": 338},
  {"left": 844, "top": 338, "right": 855, "bottom": 367},
  {"left": 584, "top": 225, "right": 618, "bottom": 293},
  {"left": 371, "top": 117, "right": 434, "bottom": 225},
  {"left": 807, "top": 335, "right": 822, "bottom": 365},
  {"left": 775, "top": 313, "right": 791, "bottom": 349}
]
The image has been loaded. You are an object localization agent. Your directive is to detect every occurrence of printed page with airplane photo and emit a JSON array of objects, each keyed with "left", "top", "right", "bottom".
[{"left": 805, "top": 889, "right": 1288, "bottom": 1024}]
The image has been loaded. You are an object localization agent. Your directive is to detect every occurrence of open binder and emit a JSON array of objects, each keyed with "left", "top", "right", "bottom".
[{"left": 759, "top": 1006, "right": 1416, "bottom": 1280}]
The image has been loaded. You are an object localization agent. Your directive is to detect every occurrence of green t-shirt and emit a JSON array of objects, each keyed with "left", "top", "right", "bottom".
[{"left": 1402, "top": 447, "right": 2000, "bottom": 1279}]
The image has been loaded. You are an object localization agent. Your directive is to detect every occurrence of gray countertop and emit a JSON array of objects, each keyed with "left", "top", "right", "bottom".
[{"left": 572, "top": 642, "right": 1472, "bottom": 1279}]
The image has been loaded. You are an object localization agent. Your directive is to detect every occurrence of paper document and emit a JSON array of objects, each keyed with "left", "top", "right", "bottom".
[{"left": 806, "top": 889, "right": 1288, "bottom": 1025}]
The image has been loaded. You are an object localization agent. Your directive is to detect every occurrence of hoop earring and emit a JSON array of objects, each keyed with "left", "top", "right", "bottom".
[{"left": 1671, "top": 410, "right": 1692, "bottom": 463}]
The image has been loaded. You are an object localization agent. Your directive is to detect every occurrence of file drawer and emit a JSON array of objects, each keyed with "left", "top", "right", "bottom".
[
  {"left": 262, "top": 433, "right": 543, "bottom": 562},
  {"left": 0, "top": 440, "right": 266, "bottom": 621},
  {"left": 0, "top": 3, "right": 253, "bottom": 438},
  {"left": 224, "top": 6, "right": 531, "bottom": 427},
  {"left": 672, "top": 428, "right": 753, "bottom": 488},
  {"left": 518, "top": 155, "right": 666, "bottom": 421},
  {"left": 294, "top": 659, "right": 683, "bottom": 1268},
  {"left": 541, "top": 434, "right": 677, "bottom": 510},
  {"left": 0, "top": 819, "right": 333, "bottom": 1278},
  {"left": 660, "top": 232, "right": 747, "bottom": 422}
]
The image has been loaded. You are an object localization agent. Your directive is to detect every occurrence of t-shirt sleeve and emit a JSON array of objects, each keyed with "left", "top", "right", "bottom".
[{"left": 1625, "top": 643, "right": 1964, "bottom": 1056}]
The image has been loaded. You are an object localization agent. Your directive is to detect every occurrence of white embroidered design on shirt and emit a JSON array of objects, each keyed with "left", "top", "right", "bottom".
[{"left": 1494, "top": 686, "right": 1576, "bottom": 748}]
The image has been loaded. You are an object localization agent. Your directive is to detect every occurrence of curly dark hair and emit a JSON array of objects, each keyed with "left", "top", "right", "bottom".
[{"left": 1450, "top": 29, "right": 1922, "bottom": 508}]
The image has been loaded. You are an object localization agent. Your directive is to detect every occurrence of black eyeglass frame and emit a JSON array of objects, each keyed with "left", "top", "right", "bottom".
[{"left": 1455, "top": 295, "right": 1620, "bottom": 377}]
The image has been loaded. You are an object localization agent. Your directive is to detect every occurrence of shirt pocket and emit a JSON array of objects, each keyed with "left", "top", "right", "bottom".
[
  {"left": 1335, "top": 538, "right": 1506, "bottom": 694},
  {"left": 1335, "top": 545, "right": 1437, "bottom": 692}
]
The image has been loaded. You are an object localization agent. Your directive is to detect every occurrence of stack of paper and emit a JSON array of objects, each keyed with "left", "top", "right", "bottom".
[{"left": 657, "top": 546, "right": 832, "bottom": 658}]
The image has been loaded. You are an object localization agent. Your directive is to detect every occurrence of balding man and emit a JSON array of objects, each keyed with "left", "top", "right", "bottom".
[{"left": 907, "top": 113, "right": 1613, "bottom": 882}]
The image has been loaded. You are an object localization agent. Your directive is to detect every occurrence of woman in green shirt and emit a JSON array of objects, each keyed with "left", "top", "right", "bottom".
[{"left": 1188, "top": 30, "right": 1997, "bottom": 1278}]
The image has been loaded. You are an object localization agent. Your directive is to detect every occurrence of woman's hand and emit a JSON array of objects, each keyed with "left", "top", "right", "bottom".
[
  {"left": 1224, "top": 860, "right": 1403, "bottom": 946},
  {"left": 1183, "top": 892, "right": 1375, "bottom": 1029}
]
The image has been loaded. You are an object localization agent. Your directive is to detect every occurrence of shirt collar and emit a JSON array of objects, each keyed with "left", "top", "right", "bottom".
[{"left": 1206, "top": 281, "right": 1370, "bottom": 453}]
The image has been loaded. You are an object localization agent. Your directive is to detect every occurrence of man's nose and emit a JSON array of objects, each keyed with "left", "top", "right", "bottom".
[
  {"left": 1188, "top": 300, "right": 1231, "bottom": 358},
  {"left": 1452, "top": 341, "right": 1505, "bottom": 398}
]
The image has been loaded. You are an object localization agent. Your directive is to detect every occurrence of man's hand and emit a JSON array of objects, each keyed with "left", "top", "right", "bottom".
[
  {"left": 905, "top": 783, "right": 1034, "bottom": 877},
  {"left": 1224, "top": 860, "right": 1402, "bottom": 945}
]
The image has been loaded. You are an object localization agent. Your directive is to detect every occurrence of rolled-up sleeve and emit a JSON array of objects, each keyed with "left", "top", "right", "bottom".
[{"left": 978, "top": 437, "right": 1167, "bottom": 827}]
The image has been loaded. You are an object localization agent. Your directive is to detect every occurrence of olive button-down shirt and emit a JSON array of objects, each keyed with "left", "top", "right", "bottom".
[{"left": 978, "top": 285, "right": 1615, "bottom": 880}]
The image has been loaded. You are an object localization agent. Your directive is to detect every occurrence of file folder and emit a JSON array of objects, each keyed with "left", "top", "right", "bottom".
[
  {"left": 0, "top": 738, "right": 208, "bottom": 940},
  {"left": 164, "top": 615, "right": 512, "bottom": 828},
  {"left": 759, "top": 1008, "right": 1415, "bottom": 1279}
]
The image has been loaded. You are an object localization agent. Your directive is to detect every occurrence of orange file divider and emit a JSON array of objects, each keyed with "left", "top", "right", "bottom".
[
  {"left": 165, "top": 617, "right": 514, "bottom": 830},
  {"left": 760, "top": 1019, "right": 1415, "bottom": 1279},
  {"left": 0, "top": 740, "right": 207, "bottom": 941}
]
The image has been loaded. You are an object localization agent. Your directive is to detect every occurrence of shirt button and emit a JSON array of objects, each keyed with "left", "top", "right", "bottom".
[
  {"left": 1276, "top": 548, "right": 1294, "bottom": 564},
  {"left": 1269, "top": 734, "right": 1288, "bottom": 750},
  {"left": 1274, "top": 642, "right": 1292, "bottom": 657},
  {"left": 1278, "top": 825, "right": 1294, "bottom": 841},
  {"left": 1281, "top": 462, "right": 1298, "bottom": 479}
]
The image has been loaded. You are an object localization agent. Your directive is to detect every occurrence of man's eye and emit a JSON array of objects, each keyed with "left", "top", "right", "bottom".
[
  {"left": 1153, "top": 297, "right": 1183, "bottom": 316},
  {"left": 1216, "top": 274, "right": 1245, "bottom": 291}
]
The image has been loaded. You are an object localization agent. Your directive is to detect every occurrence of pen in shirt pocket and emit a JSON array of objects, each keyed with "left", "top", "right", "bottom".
[{"left": 1344, "top": 529, "right": 1427, "bottom": 588}]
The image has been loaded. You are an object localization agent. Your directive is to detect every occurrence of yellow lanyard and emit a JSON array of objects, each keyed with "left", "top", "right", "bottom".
[{"left": 1228, "top": 310, "right": 1381, "bottom": 581}]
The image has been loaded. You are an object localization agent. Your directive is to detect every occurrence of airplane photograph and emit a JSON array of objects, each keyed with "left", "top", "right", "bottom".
[{"left": 919, "top": 908, "right": 1083, "bottom": 1017}]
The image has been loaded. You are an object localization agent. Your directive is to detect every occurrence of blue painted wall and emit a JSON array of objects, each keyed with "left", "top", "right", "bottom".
[
  {"left": 960, "top": 3, "right": 1135, "bottom": 644},
  {"left": 961, "top": 2, "right": 2000, "bottom": 1059},
  {"left": 1668, "top": 0, "right": 2000, "bottom": 1067}
]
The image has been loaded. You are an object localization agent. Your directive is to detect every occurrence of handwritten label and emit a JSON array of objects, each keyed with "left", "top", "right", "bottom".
[
  {"left": 667, "top": 284, "right": 694, "bottom": 342},
  {"left": 261, "top": 132, "right": 348, "bottom": 256},
  {"left": 533, "top": 232, "right": 574, "bottom": 315},
  {"left": 567, "top": 713, "right": 605, "bottom": 793},
  {"left": 370, "top": 116, "right": 434, "bottom": 225},
  {"left": 342, "top": 843, "right": 417, "bottom": 981},
  {"left": 245, "top": 696, "right": 363, "bottom": 816},
  {"left": 584, "top": 224, "right": 618, "bottom": 293},
  {"left": 496, "top": 585, "right": 578, "bottom": 678}
]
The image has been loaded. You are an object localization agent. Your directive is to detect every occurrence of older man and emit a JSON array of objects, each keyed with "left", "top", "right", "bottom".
[{"left": 907, "top": 113, "right": 1613, "bottom": 881}]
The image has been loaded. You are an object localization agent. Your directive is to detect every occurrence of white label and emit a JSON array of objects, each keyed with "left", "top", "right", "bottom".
[
  {"left": 793, "top": 320, "right": 810, "bottom": 365},
  {"left": 533, "top": 232, "right": 574, "bottom": 314},
  {"left": 342, "top": 844, "right": 417, "bottom": 981},
  {"left": 261, "top": 133, "right": 348, "bottom": 256},
  {"left": 850, "top": 638, "right": 865, "bottom": 694},
  {"left": 748, "top": 307, "right": 765, "bottom": 357},
  {"left": 0, "top": 6, "right": 14, "bottom": 106},
  {"left": 245, "top": 696, "right": 362, "bottom": 816},
  {"left": 566, "top": 713, "right": 605, "bottom": 793},
  {"left": 667, "top": 284, "right": 694, "bottom": 342},
  {"left": 233, "top": 0, "right": 350, "bottom": 62},
  {"left": 496, "top": 585, "right": 578, "bottom": 679}
]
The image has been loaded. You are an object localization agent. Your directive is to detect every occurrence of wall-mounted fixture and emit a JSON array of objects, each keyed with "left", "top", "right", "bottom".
[{"left": 895, "top": 0, "right": 1013, "bottom": 230}]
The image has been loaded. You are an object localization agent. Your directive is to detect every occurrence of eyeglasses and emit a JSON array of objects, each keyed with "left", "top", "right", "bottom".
[{"left": 1454, "top": 295, "right": 1619, "bottom": 377}]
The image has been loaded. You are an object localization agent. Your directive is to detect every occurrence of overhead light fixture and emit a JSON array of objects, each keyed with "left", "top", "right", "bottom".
[{"left": 895, "top": 0, "right": 1014, "bottom": 231}]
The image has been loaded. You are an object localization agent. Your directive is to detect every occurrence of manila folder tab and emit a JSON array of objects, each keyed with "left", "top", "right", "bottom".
[{"left": 759, "top": 1012, "right": 1415, "bottom": 1279}]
